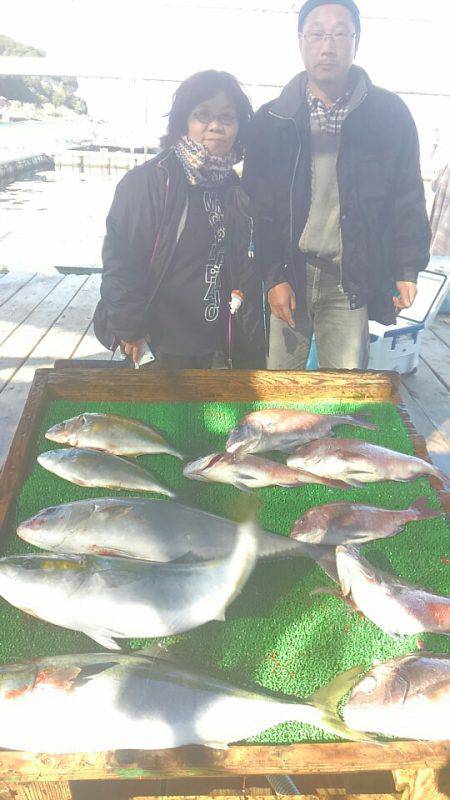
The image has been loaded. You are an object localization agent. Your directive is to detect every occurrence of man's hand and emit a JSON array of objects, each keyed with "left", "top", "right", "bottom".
[
  {"left": 394, "top": 281, "right": 417, "bottom": 311},
  {"left": 268, "top": 282, "right": 297, "bottom": 328},
  {"left": 120, "top": 338, "right": 147, "bottom": 365}
]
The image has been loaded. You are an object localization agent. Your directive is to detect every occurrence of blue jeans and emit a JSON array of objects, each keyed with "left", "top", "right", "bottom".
[{"left": 267, "top": 263, "right": 369, "bottom": 370}]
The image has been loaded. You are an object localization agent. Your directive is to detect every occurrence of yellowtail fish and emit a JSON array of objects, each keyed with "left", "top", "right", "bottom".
[
  {"left": 46, "top": 412, "right": 184, "bottom": 459},
  {"left": 37, "top": 448, "right": 174, "bottom": 496},
  {"left": 0, "top": 652, "right": 375, "bottom": 752},
  {"left": 0, "top": 521, "right": 259, "bottom": 649},
  {"left": 18, "top": 497, "right": 311, "bottom": 562}
]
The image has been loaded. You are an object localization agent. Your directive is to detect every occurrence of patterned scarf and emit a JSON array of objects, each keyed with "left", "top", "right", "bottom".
[{"left": 174, "top": 136, "right": 236, "bottom": 187}]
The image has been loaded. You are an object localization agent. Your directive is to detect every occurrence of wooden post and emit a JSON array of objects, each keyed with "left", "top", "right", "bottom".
[
  {"left": 0, "top": 782, "right": 72, "bottom": 800},
  {"left": 393, "top": 768, "right": 449, "bottom": 800}
]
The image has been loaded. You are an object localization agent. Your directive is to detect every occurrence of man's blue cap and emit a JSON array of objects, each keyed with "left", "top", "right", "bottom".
[{"left": 298, "top": 0, "right": 361, "bottom": 33}]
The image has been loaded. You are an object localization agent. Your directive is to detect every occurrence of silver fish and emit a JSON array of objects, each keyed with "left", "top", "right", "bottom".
[
  {"left": 0, "top": 652, "right": 374, "bottom": 753},
  {"left": 343, "top": 653, "right": 450, "bottom": 741},
  {"left": 46, "top": 412, "right": 184, "bottom": 459},
  {"left": 0, "top": 521, "right": 259, "bottom": 649},
  {"left": 17, "top": 497, "right": 311, "bottom": 563},
  {"left": 183, "top": 452, "right": 349, "bottom": 492},
  {"left": 335, "top": 544, "right": 450, "bottom": 637},
  {"left": 287, "top": 439, "right": 449, "bottom": 487},
  {"left": 37, "top": 448, "right": 174, "bottom": 497},
  {"left": 226, "top": 409, "right": 377, "bottom": 455},
  {"left": 291, "top": 497, "right": 441, "bottom": 545}
]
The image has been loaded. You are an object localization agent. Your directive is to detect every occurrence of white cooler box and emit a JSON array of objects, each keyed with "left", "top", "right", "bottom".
[
  {"left": 427, "top": 255, "right": 450, "bottom": 314},
  {"left": 368, "top": 269, "right": 448, "bottom": 374}
]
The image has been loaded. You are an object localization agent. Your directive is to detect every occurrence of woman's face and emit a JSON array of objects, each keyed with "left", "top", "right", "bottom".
[{"left": 187, "top": 91, "right": 239, "bottom": 157}]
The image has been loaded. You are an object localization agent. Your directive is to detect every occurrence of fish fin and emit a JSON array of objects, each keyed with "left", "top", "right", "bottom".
[
  {"left": 430, "top": 466, "right": 450, "bottom": 489},
  {"left": 234, "top": 481, "right": 254, "bottom": 494},
  {"left": 298, "top": 543, "right": 339, "bottom": 583},
  {"left": 410, "top": 497, "right": 441, "bottom": 520},
  {"left": 203, "top": 741, "right": 229, "bottom": 750},
  {"left": 170, "top": 551, "right": 200, "bottom": 564},
  {"left": 311, "top": 586, "right": 342, "bottom": 600},
  {"left": 70, "top": 662, "right": 119, "bottom": 689},
  {"left": 313, "top": 709, "right": 382, "bottom": 742},
  {"left": 172, "top": 450, "right": 186, "bottom": 461},
  {"left": 85, "top": 630, "right": 123, "bottom": 650},
  {"left": 159, "top": 487, "right": 176, "bottom": 499},
  {"left": 342, "top": 413, "right": 377, "bottom": 431},
  {"left": 94, "top": 505, "right": 136, "bottom": 521},
  {"left": 95, "top": 566, "right": 146, "bottom": 588},
  {"left": 136, "top": 641, "right": 177, "bottom": 660},
  {"left": 306, "top": 666, "right": 383, "bottom": 743},
  {"left": 213, "top": 610, "right": 227, "bottom": 622},
  {"left": 308, "top": 665, "right": 363, "bottom": 717},
  {"left": 311, "top": 585, "right": 357, "bottom": 610},
  {"left": 320, "top": 477, "right": 353, "bottom": 490}
]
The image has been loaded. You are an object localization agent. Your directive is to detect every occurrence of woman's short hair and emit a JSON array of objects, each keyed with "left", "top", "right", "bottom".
[{"left": 160, "top": 70, "right": 253, "bottom": 158}]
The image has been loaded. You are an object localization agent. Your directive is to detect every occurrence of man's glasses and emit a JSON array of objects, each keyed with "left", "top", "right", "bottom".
[
  {"left": 192, "top": 111, "right": 238, "bottom": 126},
  {"left": 300, "top": 32, "right": 356, "bottom": 45}
]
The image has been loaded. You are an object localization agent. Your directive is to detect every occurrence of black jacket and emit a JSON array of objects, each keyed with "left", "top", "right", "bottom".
[
  {"left": 243, "top": 66, "right": 431, "bottom": 324},
  {"left": 94, "top": 150, "right": 265, "bottom": 366}
]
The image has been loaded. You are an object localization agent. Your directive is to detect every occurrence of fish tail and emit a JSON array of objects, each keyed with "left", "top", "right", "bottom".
[
  {"left": 305, "top": 666, "right": 381, "bottom": 743},
  {"left": 172, "top": 449, "right": 186, "bottom": 461},
  {"left": 343, "top": 413, "right": 377, "bottom": 431},
  {"left": 319, "top": 475, "right": 352, "bottom": 490},
  {"left": 430, "top": 466, "right": 450, "bottom": 490},
  {"left": 225, "top": 515, "right": 260, "bottom": 599},
  {"left": 411, "top": 497, "right": 441, "bottom": 520},
  {"left": 161, "top": 487, "right": 177, "bottom": 499}
]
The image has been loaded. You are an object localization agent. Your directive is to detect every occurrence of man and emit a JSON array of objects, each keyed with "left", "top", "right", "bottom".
[{"left": 243, "top": 0, "right": 431, "bottom": 370}]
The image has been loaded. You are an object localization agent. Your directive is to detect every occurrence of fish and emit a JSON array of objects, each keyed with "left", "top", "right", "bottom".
[
  {"left": 17, "top": 497, "right": 314, "bottom": 563},
  {"left": 46, "top": 412, "right": 184, "bottom": 459},
  {"left": 0, "top": 652, "right": 375, "bottom": 752},
  {"left": 287, "top": 439, "right": 449, "bottom": 487},
  {"left": 37, "top": 448, "right": 174, "bottom": 497},
  {"left": 0, "top": 520, "right": 259, "bottom": 649},
  {"left": 334, "top": 544, "right": 450, "bottom": 637},
  {"left": 226, "top": 409, "right": 377, "bottom": 455},
  {"left": 343, "top": 653, "right": 450, "bottom": 741},
  {"left": 290, "top": 497, "right": 441, "bottom": 545},
  {"left": 183, "top": 452, "right": 350, "bottom": 492}
]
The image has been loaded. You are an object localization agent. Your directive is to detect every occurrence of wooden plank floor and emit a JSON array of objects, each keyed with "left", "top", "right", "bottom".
[
  {"left": 0, "top": 271, "right": 449, "bottom": 476},
  {"left": 0, "top": 271, "right": 112, "bottom": 469}
]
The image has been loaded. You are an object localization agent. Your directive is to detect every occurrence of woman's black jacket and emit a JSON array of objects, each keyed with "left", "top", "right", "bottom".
[
  {"left": 93, "top": 149, "right": 265, "bottom": 367},
  {"left": 243, "top": 66, "right": 431, "bottom": 325}
]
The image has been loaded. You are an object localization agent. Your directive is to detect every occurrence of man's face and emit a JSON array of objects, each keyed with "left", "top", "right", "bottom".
[{"left": 299, "top": 4, "right": 358, "bottom": 86}]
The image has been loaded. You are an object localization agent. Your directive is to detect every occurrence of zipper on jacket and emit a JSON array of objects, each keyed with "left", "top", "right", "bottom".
[
  {"left": 269, "top": 109, "right": 302, "bottom": 273},
  {"left": 336, "top": 88, "right": 368, "bottom": 296},
  {"left": 247, "top": 215, "right": 255, "bottom": 259}
]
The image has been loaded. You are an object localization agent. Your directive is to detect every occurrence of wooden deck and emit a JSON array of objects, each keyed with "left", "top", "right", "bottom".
[{"left": 0, "top": 269, "right": 449, "bottom": 473}]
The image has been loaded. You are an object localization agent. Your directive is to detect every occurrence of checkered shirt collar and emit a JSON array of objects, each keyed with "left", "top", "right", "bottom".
[{"left": 306, "top": 87, "right": 351, "bottom": 135}]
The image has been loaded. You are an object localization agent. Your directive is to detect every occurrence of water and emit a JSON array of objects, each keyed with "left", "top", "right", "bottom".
[{"left": 0, "top": 167, "right": 121, "bottom": 273}]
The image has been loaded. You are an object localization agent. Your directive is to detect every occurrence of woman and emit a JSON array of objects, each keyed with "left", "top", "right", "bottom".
[{"left": 94, "top": 70, "right": 265, "bottom": 368}]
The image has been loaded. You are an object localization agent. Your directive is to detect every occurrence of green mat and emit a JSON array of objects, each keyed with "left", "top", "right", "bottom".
[{"left": 2, "top": 398, "right": 449, "bottom": 745}]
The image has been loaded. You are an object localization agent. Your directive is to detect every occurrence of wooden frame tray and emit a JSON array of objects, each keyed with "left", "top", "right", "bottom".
[{"left": 0, "top": 367, "right": 448, "bottom": 796}]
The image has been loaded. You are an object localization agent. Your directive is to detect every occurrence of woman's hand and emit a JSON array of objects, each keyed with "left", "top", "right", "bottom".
[{"left": 120, "top": 339, "right": 147, "bottom": 365}]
